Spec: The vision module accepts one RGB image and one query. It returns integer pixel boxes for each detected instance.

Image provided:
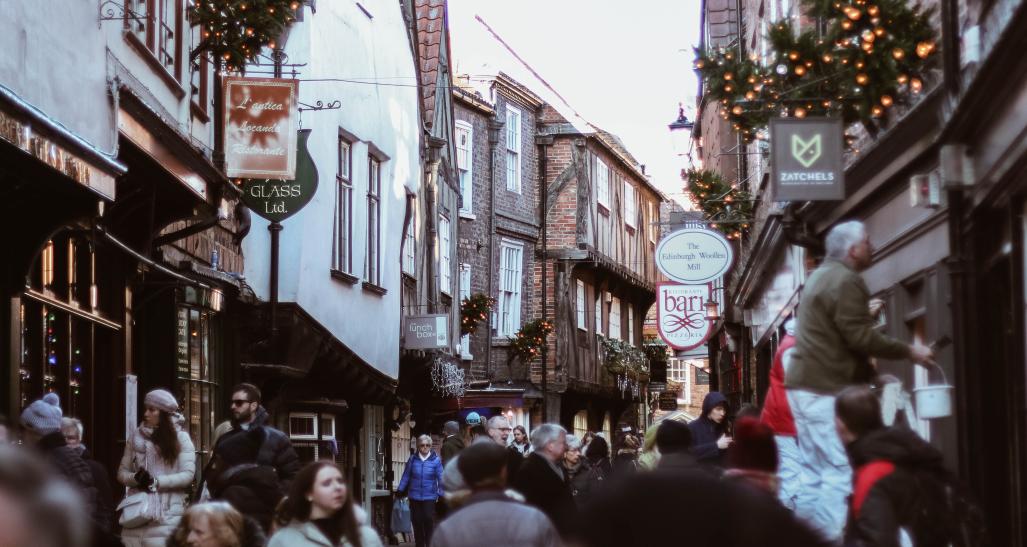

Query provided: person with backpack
[835,385,985,546]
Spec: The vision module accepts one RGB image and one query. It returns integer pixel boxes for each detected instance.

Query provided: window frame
[497,240,524,337]
[505,105,522,194]
[627,305,634,344]
[333,135,355,277]
[456,120,474,216]
[624,181,637,229]
[460,263,472,359]
[576,279,587,331]
[609,295,621,340]
[365,155,382,286]
[439,215,452,295]
[596,159,611,211]
[402,201,416,277]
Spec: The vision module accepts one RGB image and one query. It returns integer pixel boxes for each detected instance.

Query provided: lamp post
[668,103,695,166]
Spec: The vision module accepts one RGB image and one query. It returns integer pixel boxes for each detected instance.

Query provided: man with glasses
[206,384,300,496]
[485,415,524,483]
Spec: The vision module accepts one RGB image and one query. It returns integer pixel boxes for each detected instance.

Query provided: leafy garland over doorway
[190,0,306,69]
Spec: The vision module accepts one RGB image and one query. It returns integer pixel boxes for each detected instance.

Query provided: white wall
[0,1,116,154]
[243,0,420,380]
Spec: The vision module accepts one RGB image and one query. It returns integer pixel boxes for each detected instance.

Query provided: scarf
[129,414,185,522]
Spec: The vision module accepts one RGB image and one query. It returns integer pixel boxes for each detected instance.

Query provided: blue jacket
[689,392,729,465]
[398,451,444,501]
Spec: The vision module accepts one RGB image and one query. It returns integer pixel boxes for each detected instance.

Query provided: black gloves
[134,468,154,489]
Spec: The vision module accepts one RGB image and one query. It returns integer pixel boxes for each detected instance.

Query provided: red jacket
[760,334,796,436]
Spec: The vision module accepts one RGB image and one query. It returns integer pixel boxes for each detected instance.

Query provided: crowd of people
[0,220,984,546]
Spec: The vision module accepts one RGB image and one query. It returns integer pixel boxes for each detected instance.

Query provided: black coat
[565,459,606,508]
[37,433,102,530]
[213,463,284,532]
[79,447,117,539]
[689,392,729,466]
[511,453,578,539]
[844,428,953,547]
[213,406,301,490]
[577,468,827,547]
[441,435,465,465]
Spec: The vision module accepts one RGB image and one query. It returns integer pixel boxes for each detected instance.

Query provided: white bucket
[913,384,954,419]
[913,363,954,419]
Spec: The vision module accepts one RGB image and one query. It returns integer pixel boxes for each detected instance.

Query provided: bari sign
[657,283,712,351]
[655,228,733,284]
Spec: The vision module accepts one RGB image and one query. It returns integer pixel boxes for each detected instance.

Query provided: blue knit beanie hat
[20,393,63,435]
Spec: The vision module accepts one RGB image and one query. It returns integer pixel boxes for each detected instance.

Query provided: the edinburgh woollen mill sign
[657,283,713,351]
[770,117,845,201]
[224,77,299,179]
[655,228,734,284]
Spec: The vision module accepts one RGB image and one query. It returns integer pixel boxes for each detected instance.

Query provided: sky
[447,0,702,206]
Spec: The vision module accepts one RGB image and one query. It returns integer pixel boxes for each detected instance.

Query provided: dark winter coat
[565,458,605,508]
[398,451,444,501]
[577,467,828,547]
[761,334,797,436]
[212,463,284,532]
[79,446,118,540]
[441,435,465,465]
[37,432,104,534]
[511,452,577,539]
[213,406,301,491]
[689,392,730,466]
[505,446,524,484]
[612,450,639,475]
[844,427,954,547]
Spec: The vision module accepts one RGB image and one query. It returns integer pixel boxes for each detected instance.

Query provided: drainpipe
[486,117,503,380]
[537,134,554,421]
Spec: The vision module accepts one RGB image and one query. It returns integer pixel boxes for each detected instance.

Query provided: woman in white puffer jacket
[117,389,196,547]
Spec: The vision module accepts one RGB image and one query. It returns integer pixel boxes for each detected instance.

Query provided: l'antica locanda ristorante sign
[655,228,733,284]
[224,77,299,179]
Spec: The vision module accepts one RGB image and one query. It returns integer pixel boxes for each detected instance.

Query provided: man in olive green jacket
[784,220,934,542]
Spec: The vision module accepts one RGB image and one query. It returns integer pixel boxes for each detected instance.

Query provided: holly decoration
[189,0,306,70]
[600,336,649,378]
[685,168,754,239]
[695,0,937,141]
[511,319,554,365]
[460,293,495,336]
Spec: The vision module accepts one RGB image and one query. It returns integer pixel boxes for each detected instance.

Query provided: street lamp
[669,103,696,176]
[705,299,720,322]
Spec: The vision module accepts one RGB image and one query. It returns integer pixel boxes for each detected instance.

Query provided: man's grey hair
[825,220,867,260]
[486,415,509,429]
[443,421,460,436]
[565,434,582,451]
[60,417,83,439]
[417,434,433,446]
[530,423,567,450]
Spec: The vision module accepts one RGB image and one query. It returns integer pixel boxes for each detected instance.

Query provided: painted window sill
[330,269,359,285]
[362,281,387,296]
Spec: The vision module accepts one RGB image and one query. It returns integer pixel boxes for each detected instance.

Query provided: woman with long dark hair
[269,461,382,547]
[117,389,196,546]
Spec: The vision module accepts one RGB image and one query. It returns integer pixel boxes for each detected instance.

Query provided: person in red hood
[760,318,803,511]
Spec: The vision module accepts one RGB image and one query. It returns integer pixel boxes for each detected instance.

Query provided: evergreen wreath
[686,168,754,239]
[695,0,937,142]
[460,293,495,336]
[510,319,553,365]
[189,0,306,70]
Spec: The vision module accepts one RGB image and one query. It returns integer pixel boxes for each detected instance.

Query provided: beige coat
[117,424,196,547]
[268,520,383,547]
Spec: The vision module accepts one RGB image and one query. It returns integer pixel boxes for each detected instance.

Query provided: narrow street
[0,0,1022,545]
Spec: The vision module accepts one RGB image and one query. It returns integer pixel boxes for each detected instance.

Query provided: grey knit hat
[143,389,179,413]
[20,393,63,435]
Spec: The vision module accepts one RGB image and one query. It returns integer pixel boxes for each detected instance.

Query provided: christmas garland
[695,0,937,141]
[686,169,754,239]
[600,336,649,378]
[460,293,495,336]
[511,319,553,365]
[189,0,306,70]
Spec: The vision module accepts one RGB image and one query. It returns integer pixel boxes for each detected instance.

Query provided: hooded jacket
[689,392,730,465]
[398,450,444,501]
[844,427,952,547]
[761,332,797,436]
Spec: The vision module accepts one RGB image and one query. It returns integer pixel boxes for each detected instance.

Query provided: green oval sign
[241,129,318,222]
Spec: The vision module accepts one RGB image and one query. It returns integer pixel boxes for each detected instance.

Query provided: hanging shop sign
[655,228,733,284]
[770,117,845,201]
[658,391,679,411]
[224,77,299,179]
[241,129,318,222]
[657,282,712,351]
[403,314,450,349]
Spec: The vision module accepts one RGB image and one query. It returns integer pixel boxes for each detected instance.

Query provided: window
[130,0,181,78]
[627,305,634,344]
[609,296,621,340]
[402,205,416,276]
[576,280,587,330]
[595,292,604,336]
[439,216,452,294]
[188,24,209,114]
[498,241,524,336]
[573,411,589,438]
[334,138,354,275]
[460,264,472,359]
[649,201,658,243]
[596,159,610,210]
[456,121,473,215]
[288,412,337,463]
[365,157,381,285]
[505,105,522,193]
[624,181,637,228]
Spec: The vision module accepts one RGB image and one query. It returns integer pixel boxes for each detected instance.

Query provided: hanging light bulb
[867,4,879,15]
[841,19,853,30]
[871,106,883,117]
[861,42,874,53]
[874,27,885,37]
[694,60,705,69]
[794,65,806,76]
[910,78,923,93]
[724,84,734,92]
[897,74,909,84]
[916,41,935,58]
[880,95,893,107]
[855,73,869,85]
[794,107,808,118]
[732,105,744,115]
[745,90,756,100]
[788,50,800,61]
[892,48,905,60]
[861,29,875,42]
[724,72,734,81]
[823,53,834,63]
[776,64,788,75]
